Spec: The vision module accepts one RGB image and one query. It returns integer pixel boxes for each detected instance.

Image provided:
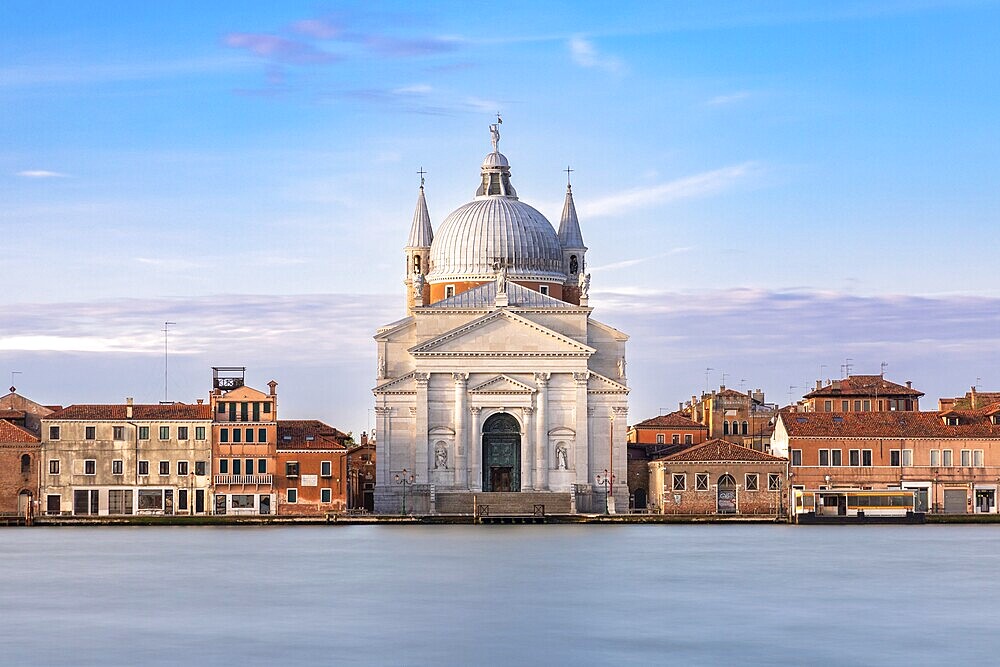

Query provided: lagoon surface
[2,524,998,666]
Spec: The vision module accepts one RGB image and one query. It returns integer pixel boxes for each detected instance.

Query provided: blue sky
[2,1,998,433]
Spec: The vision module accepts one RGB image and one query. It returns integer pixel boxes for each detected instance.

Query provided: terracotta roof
[0,409,25,420]
[277,420,350,450]
[46,403,212,421]
[805,375,923,399]
[0,420,39,443]
[714,388,749,399]
[655,438,787,463]
[632,411,707,430]
[779,410,1000,439]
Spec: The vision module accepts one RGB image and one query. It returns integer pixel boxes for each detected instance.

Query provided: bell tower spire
[558,168,587,305]
[405,169,433,314]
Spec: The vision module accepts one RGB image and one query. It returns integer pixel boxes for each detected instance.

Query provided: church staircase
[435,491,572,516]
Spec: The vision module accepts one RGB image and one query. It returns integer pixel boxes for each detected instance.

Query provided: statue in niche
[579,272,591,299]
[412,272,425,303]
[434,443,448,470]
[377,355,386,380]
[555,443,569,470]
[617,356,627,380]
[569,255,579,275]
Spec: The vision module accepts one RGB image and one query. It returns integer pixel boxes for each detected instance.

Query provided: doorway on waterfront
[717,474,737,514]
[482,412,521,492]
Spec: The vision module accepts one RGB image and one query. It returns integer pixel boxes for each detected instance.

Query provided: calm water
[1,524,998,666]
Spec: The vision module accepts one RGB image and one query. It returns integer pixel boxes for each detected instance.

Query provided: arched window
[21,454,31,474]
[414,255,421,273]
[569,255,578,274]
[723,421,729,435]
[718,474,737,490]
[732,420,739,435]
[742,421,749,435]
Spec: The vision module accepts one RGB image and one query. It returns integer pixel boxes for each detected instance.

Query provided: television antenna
[163,322,176,403]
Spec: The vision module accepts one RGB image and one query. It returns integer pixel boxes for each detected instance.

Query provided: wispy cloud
[223,33,339,64]
[568,36,625,74]
[392,83,433,95]
[589,248,693,272]
[706,91,753,106]
[581,163,758,217]
[358,35,459,58]
[290,18,342,40]
[16,170,68,178]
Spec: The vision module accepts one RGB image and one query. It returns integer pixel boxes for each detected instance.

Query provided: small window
[961,450,972,467]
[539,285,549,296]
[159,426,169,440]
[745,474,759,491]
[672,473,686,491]
[196,426,206,440]
[930,449,940,467]
[321,488,332,503]
[84,459,96,475]
[943,450,953,467]
[195,461,207,476]
[49,459,60,475]
[138,426,149,440]
[258,428,267,443]
[258,459,267,474]
[819,450,830,466]
[158,460,170,476]
[232,429,242,444]
[768,473,781,491]
[671,434,679,445]
[178,489,188,511]
[20,454,31,474]
[263,403,271,414]
[49,425,60,440]
[219,459,229,474]
[286,462,299,477]
[85,426,96,440]
[112,459,123,475]
[824,400,833,412]
[245,428,254,443]
[287,488,298,503]
[321,461,332,477]
[841,400,849,412]
[232,459,241,475]
[849,450,860,467]
[742,421,749,435]
[138,460,149,476]
[862,450,873,466]
[831,450,842,467]
[220,428,229,443]
[791,450,802,466]
[444,285,455,298]
[853,400,862,411]
[890,450,901,467]
[862,400,871,411]
[695,473,709,491]
[656,434,665,444]
[178,426,189,440]
[177,461,189,476]
[113,426,125,440]
[901,450,913,467]
[570,254,578,274]
[723,421,729,436]
[684,434,693,445]
[974,450,984,467]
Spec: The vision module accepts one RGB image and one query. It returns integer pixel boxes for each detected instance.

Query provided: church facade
[373,123,629,514]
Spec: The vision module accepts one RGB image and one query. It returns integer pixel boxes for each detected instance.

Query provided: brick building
[0,419,40,517]
[347,433,376,511]
[40,400,213,516]
[276,420,350,515]
[771,407,1000,513]
[682,386,777,448]
[802,375,923,413]
[649,439,788,516]
[626,411,708,510]
[0,388,58,436]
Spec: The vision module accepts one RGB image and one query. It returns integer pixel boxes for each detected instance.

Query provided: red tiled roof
[277,419,350,450]
[804,375,923,399]
[0,420,39,443]
[0,410,25,419]
[46,403,212,421]
[714,388,748,399]
[655,438,787,463]
[632,411,707,430]
[779,410,1000,439]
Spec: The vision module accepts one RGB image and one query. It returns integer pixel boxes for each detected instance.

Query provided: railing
[214,474,273,486]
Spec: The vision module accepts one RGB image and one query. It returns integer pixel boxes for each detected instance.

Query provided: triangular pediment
[588,371,629,394]
[373,371,416,394]
[470,375,536,395]
[221,386,270,400]
[410,310,595,358]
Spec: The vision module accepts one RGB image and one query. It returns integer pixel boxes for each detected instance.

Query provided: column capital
[470,406,483,415]
[523,406,535,415]
[612,406,629,417]
[573,371,590,384]
[452,372,469,384]
[414,372,430,386]
[374,406,392,416]
[409,406,418,416]
[534,372,551,385]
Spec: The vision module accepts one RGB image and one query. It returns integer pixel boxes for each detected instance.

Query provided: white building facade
[374,124,629,514]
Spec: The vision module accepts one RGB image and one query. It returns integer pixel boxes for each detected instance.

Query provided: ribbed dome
[427,197,566,283]
[482,151,509,168]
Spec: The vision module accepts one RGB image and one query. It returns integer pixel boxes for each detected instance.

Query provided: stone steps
[436,491,572,515]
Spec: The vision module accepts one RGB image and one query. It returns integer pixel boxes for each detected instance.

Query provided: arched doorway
[717,474,737,514]
[18,491,32,517]
[482,412,521,492]
[633,488,647,511]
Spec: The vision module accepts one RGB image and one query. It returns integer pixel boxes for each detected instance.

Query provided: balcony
[214,474,273,486]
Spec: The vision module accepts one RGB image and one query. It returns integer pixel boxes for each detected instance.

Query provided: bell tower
[557,168,587,305]
[405,169,433,314]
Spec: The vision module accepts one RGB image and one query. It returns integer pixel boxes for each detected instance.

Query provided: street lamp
[596,469,616,515]
[394,468,415,515]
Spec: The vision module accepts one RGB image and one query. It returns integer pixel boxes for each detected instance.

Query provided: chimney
[126,397,133,419]
[679,402,684,411]
[971,385,978,409]
[360,431,368,446]
[906,380,912,389]
[196,399,204,405]
[268,380,278,397]
[816,380,822,391]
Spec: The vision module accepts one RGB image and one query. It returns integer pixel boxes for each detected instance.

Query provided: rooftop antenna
[739,378,747,392]
[788,385,798,405]
[417,167,426,188]
[704,367,714,392]
[880,361,888,377]
[976,377,982,390]
[163,322,176,403]
[10,370,21,392]
[844,358,853,377]
[564,165,574,187]
[820,364,828,382]
[721,371,729,387]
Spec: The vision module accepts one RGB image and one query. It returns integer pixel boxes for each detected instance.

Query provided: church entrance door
[482,412,521,492]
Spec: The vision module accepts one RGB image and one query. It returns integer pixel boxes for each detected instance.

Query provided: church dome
[427,196,565,283]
